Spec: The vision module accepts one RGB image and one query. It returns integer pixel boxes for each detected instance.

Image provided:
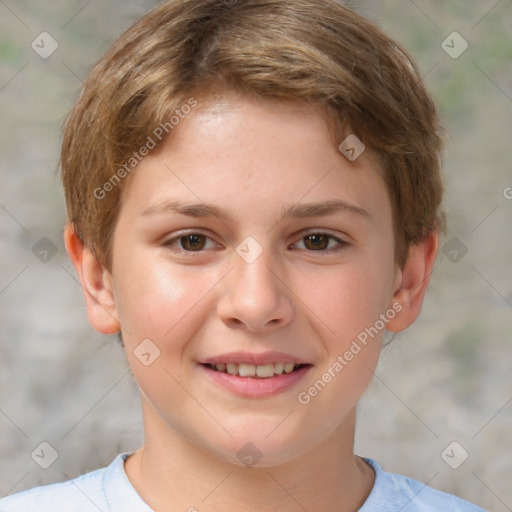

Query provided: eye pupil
[304,234,329,250]
[181,234,205,251]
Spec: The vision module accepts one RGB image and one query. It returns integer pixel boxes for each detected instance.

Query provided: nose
[217,247,294,333]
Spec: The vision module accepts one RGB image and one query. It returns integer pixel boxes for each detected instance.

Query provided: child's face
[105,94,402,465]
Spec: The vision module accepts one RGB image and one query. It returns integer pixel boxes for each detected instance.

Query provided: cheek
[113,248,227,357]
[296,259,394,344]
[296,263,389,415]
[114,253,206,405]
[113,250,193,340]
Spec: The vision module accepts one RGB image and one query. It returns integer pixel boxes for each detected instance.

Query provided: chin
[204,427,311,469]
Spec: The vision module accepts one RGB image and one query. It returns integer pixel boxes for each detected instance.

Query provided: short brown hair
[60,0,445,270]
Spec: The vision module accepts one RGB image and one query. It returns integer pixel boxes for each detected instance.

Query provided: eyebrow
[140,199,370,221]
[280,199,370,220]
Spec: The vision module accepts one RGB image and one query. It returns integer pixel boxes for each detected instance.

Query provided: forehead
[170,93,336,165]
[120,93,390,224]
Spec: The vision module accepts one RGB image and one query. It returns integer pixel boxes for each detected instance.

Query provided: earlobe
[386,231,439,333]
[64,223,121,334]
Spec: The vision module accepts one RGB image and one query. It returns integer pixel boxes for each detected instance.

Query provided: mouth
[198,360,313,398]
[201,362,311,379]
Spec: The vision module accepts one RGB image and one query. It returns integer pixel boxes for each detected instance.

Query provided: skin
[65,92,438,512]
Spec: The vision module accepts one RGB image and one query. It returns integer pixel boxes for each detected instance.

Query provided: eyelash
[161,231,349,256]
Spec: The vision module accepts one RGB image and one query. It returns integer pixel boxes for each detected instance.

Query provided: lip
[198,363,313,398]
[201,351,311,366]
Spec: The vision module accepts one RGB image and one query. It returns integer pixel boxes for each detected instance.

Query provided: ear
[386,231,439,333]
[64,223,121,334]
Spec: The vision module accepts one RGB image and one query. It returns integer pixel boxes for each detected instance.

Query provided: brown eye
[162,232,219,255]
[303,234,330,250]
[180,234,206,251]
[293,233,348,252]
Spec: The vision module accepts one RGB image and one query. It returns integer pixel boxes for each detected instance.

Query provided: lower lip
[198,364,312,398]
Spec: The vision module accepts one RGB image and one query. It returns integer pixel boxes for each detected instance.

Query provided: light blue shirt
[0,452,486,511]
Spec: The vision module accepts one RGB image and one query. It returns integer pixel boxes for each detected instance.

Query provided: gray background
[1,1,511,510]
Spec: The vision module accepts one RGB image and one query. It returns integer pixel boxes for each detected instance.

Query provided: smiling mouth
[201,362,311,378]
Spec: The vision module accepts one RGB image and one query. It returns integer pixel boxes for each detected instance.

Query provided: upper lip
[201,351,312,366]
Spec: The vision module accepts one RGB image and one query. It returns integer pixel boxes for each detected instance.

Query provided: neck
[124,398,374,512]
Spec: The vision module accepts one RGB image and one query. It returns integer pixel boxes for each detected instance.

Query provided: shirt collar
[102,452,384,511]
[102,452,154,512]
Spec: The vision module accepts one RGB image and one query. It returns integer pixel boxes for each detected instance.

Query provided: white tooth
[283,363,295,373]
[273,362,285,375]
[238,363,256,377]
[215,363,226,372]
[256,364,275,378]
[226,363,238,375]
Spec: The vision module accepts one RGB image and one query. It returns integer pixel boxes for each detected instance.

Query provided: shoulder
[0,466,108,512]
[360,458,487,512]
[0,452,151,512]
